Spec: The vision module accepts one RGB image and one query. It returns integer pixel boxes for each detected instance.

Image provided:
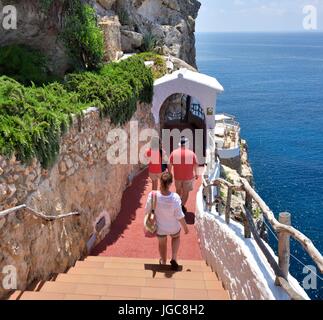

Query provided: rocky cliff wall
[0,102,155,299]
[111,0,201,67]
[0,0,69,75]
[0,0,201,75]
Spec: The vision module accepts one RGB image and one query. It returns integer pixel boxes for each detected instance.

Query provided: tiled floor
[91,169,203,260]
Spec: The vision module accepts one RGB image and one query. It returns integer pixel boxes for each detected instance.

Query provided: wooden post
[207,185,212,211]
[242,212,251,239]
[225,186,232,224]
[243,192,252,238]
[214,185,220,215]
[276,212,291,285]
[245,192,252,212]
[240,177,323,273]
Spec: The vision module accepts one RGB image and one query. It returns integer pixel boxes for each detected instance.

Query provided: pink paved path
[91,169,203,261]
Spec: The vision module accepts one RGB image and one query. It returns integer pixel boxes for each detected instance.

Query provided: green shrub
[0,45,53,86]
[0,56,153,167]
[65,56,154,125]
[137,52,167,79]
[0,76,88,168]
[61,0,104,71]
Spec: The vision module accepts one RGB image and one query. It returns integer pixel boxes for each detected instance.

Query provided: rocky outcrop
[97,0,116,10]
[0,0,69,75]
[96,0,201,66]
[99,15,123,61]
[0,102,155,299]
[0,0,201,75]
[121,29,144,53]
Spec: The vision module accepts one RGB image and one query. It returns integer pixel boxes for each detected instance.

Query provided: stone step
[86,256,208,266]
[9,256,230,300]
[8,291,23,300]
[17,291,136,300]
[18,291,66,300]
[71,263,215,281]
[37,281,229,300]
[76,260,211,273]
[56,273,224,290]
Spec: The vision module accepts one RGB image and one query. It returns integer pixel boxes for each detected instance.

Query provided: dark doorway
[160,95,207,164]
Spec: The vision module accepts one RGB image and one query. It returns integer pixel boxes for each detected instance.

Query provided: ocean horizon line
[196,30,323,34]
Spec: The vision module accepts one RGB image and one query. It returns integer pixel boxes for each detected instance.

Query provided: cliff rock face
[113,0,201,67]
[0,0,200,73]
[0,0,69,75]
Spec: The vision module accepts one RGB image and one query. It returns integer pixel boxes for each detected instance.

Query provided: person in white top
[145,172,189,270]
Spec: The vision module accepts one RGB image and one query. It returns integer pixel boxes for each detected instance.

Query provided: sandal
[170,259,179,271]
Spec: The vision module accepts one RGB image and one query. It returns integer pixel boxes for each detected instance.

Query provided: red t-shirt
[169,148,198,181]
[145,148,162,174]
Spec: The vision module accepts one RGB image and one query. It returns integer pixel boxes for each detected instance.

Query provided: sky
[196,0,323,32]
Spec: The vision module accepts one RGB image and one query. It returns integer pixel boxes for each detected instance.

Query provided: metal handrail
[0,204,79,221]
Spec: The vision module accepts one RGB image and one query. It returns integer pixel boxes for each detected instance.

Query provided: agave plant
[143,32,157,52]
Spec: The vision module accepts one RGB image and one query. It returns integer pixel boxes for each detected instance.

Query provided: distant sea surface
[196,32,323,300]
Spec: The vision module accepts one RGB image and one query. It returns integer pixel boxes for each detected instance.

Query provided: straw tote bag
[144,192,157,237]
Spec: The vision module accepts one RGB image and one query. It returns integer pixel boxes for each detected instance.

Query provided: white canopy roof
[152,68,224,129]
[154,68,224,93]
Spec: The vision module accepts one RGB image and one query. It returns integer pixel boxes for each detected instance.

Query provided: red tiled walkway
[91,169,202,260]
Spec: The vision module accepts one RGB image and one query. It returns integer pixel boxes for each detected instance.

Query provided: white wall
[194,188,309,300]
[218,146,240,159]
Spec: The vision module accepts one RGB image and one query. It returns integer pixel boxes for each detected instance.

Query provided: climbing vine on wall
[65,56,154,125]
[0,56,154,168]
[0,76,88,168]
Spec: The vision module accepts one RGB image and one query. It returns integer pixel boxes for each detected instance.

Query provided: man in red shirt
[168,137,199,213]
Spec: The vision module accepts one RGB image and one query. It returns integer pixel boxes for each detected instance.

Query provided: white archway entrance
[152,68,224,130]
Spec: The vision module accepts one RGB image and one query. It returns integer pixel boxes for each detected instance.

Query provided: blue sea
[196,32,323,300]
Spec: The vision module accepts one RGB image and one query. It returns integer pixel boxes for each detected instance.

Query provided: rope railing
[0,204,80,222]
[202,177,323,300]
